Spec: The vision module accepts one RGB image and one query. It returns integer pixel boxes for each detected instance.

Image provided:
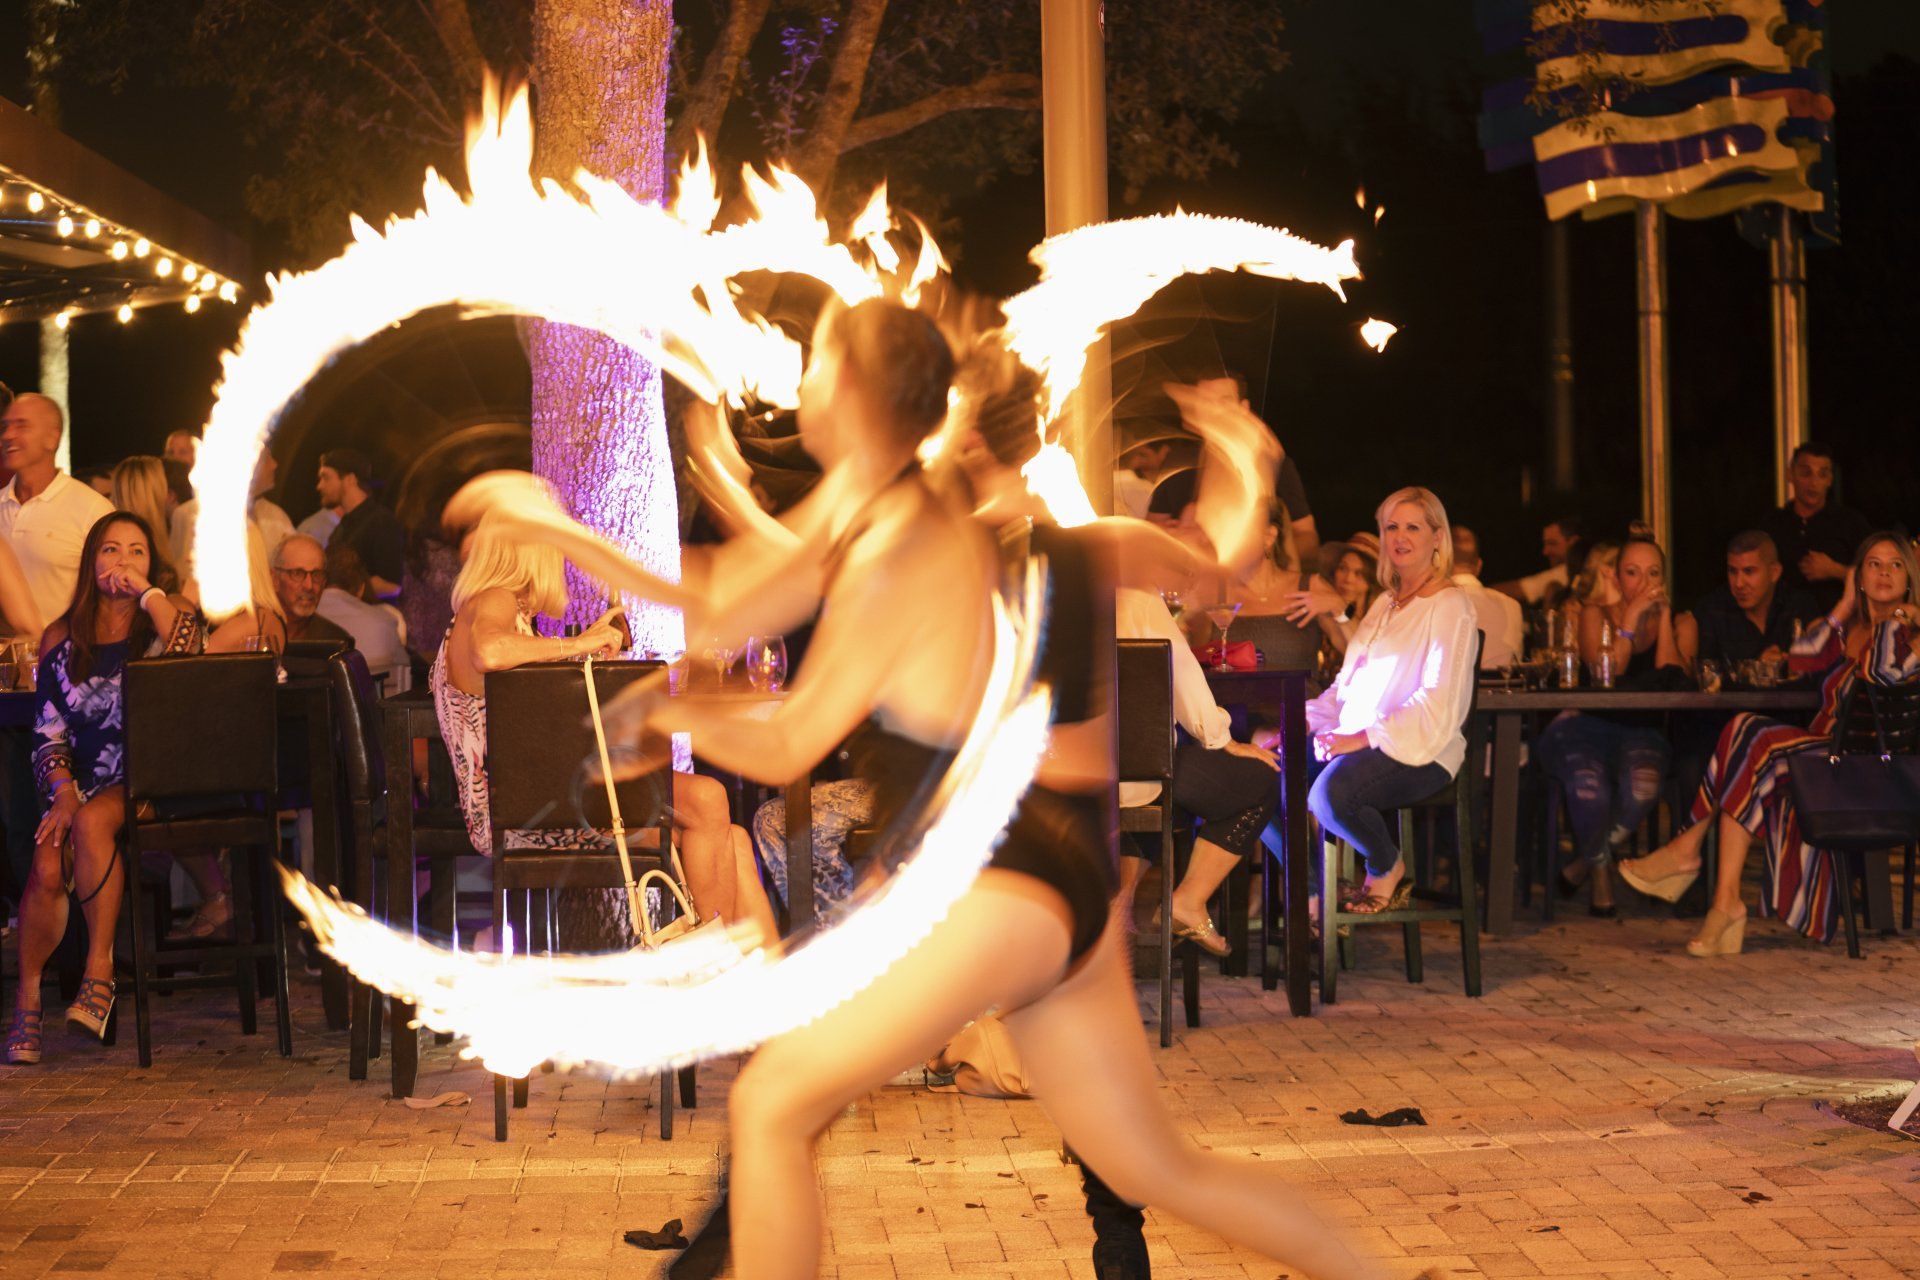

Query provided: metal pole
[1768,203,1809,504]
[1545,219,1576,494]
[1634,201,1672,553]
[1041,0,1112,515]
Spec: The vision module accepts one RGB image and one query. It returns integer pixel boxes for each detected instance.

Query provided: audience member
[172,450,294,580]
[205,522,289,654]
[1621,534,1920,954]
[1307,487,1479,918]
[1758,442,1872,613]
[1493,514,1580,605]
[1284,538,1378,678]
[1112,436,1172,520]
[270,535,351,646]
[5,511,196,1064]
[0,395,114,628]
[162,429,198,467]
[1214,498,1317,670]
[296,499,342,546]
[432,512,776,939]
[1450,524,1524,669]
[109,457,187,593]
[1533,536,1684,916]
[749,780,877,926]
[76,469,113,498]
[1676,530,1820,669]
[1148,372,1318,564]
[399,481,462,667]
[317,543,410,691]
[317,449,406,599]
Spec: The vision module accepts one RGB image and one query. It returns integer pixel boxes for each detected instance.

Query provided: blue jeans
[1535,714,1671,868]
[1308,747,1452,878]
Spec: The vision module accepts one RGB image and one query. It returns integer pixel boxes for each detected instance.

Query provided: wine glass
[1203,600,1243,671]
[702,636,738,685]
[1159,587,1186,623]
[745,636,789,693]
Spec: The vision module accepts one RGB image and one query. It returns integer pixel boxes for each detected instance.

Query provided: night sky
[3,2,1917,598]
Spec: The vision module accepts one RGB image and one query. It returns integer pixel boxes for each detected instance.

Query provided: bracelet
[138,586,163,610]
[1616,627,1637,642]
[1826,613,1845,632]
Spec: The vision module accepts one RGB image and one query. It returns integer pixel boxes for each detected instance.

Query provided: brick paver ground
[4,906,1918,1280]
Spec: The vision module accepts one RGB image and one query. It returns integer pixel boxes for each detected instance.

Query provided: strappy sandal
[66,977,115,1041]
[179,892,233,940]
[5,1008,42,1064]
[1345,880,1415,916]
[1148,911,1232,958]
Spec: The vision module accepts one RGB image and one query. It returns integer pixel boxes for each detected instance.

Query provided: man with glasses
[271,535,351,644]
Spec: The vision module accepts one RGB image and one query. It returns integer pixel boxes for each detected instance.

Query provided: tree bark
[529,0,679,949]
[668,0,774,163]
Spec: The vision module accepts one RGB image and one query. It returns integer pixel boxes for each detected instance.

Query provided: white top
[1116,587,1230,807]
[297,507,342,545]
[1112,470,1156,521]
[1307,586,1479,777]
[1454,573,1523,669]
[1515,561,1569,604]
[0,471,114,630]
[317,588,411,693]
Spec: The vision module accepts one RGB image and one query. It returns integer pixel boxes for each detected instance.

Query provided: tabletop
[1476,686,1821,713]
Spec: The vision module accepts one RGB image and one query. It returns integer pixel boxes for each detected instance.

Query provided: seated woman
[6,512,197,1064]
[432,513,776,942]
[750,779,876,928]
[110,456,189,595]
[1305,487,1479,915]
[1620,534,1920,954]
[1116,586,1280,957]
[1286,539,1379,682]
[1534,536,1683,916]
[1216,499,1318,672]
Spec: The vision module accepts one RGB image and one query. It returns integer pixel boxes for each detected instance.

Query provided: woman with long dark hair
[5,512,198,1064]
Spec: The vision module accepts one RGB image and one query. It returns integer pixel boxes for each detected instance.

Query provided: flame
[285,577,1049,1078]
[997,213,1361,424]
[1354,185,1367,209]
[1360,318,1398,352]
[1373,205,1385,226]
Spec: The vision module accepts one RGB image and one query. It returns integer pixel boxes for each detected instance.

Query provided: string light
[110,240,129,260]
[182,263,198,282]
[156,257,174,278]
[56,214,73,237]
[185,295,202,313]
[116,303,134,323]
[26,191,44,213]
[217,281,238,302]
[133,238,152,258]
[53,312,71,330]
[197,274,218,293]
[83,218,101,238]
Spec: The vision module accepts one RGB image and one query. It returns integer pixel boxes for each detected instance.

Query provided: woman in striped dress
[1619,533,1920,953]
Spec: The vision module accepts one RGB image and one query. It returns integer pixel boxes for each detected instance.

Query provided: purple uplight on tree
[528,0,682,658]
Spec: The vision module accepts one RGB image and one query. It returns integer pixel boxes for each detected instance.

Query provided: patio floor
[3,905,1918,1280]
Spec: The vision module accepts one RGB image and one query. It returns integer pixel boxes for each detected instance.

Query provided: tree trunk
[529,0,679,949]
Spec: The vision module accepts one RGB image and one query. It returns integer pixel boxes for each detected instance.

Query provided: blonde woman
[203,522,287,654]
[1305,487,1479,914]
[432,513,775,939]
[109,457,185,594]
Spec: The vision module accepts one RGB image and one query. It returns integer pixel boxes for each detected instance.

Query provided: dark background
[3,2,1917,599]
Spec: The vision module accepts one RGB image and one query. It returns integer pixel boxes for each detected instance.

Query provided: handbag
[581,657,727,950]
[1786,682,1920,849]
[1191,639,1258,671]
[926,1015,1030,1099]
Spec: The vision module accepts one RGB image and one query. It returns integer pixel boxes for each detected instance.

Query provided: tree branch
[791,0,891,188]
[426,0,488,93]
[668,0,773,162]
[839,70,1041,154]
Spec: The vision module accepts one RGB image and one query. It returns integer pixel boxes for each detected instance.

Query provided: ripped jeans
[1535,714,1672,868]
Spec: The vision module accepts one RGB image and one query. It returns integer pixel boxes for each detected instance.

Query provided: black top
[1758,500,1872,613]
[334,499,408,586]
[1687,583,1821,664]
[1017,520,1111,727]
[1148,455,1311,524]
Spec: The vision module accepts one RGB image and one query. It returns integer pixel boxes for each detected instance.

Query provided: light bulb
[133,238,152,258]
[56,215,74,237]
[116,303,134,323]
[185,295,202,314]
[53,312,71,331]
[84,218,101,238]
[197,274,217,292]
[181,263,198,283]
[156,257,174,278]
[217,281,238,302]
[110,241,129,260]
[26,191,44,213]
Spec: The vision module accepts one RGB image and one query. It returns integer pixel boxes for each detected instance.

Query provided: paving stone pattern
[3,911,1918,1280]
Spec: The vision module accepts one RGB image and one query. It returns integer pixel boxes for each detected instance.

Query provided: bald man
[0,393,113,627]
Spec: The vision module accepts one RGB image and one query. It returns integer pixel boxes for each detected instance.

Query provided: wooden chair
[1790,680,1920,958]
[1116,639,1199,1046]
[484,660,693,1141]
[121,653,292,1066]
[324,649,388,1080]
[1318,637,1485,1005]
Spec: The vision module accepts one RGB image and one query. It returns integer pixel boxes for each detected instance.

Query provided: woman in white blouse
[1306,487,1480,914]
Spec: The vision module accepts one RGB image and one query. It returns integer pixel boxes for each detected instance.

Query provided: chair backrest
[283,635,353,681]
[1115,639,1174,784]
[126,653,280,799]
[1830,680,1920,760]
[326,648,386,805]
[483,660,671,838]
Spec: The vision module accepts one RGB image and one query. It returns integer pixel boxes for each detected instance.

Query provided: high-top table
[1476,686,1821,934]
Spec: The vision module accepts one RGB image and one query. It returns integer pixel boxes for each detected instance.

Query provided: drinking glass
[1159,588,1186,624]
[702,637,738,685]
[661,651,689,695]
[242,634,271,653]
[1696,658,1724,694]
[1556,647,1580,689]
[745,636,789,693]
[1203,600,1243,671]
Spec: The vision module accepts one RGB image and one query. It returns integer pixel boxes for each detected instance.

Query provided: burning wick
[1360,318,1398,353]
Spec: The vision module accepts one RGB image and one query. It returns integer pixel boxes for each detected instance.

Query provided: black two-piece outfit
[839,482,1116,965]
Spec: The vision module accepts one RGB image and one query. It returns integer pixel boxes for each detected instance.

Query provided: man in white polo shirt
[0,394,112,630]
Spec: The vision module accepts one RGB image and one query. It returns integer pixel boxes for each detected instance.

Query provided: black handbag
[1787,682,1920,849]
